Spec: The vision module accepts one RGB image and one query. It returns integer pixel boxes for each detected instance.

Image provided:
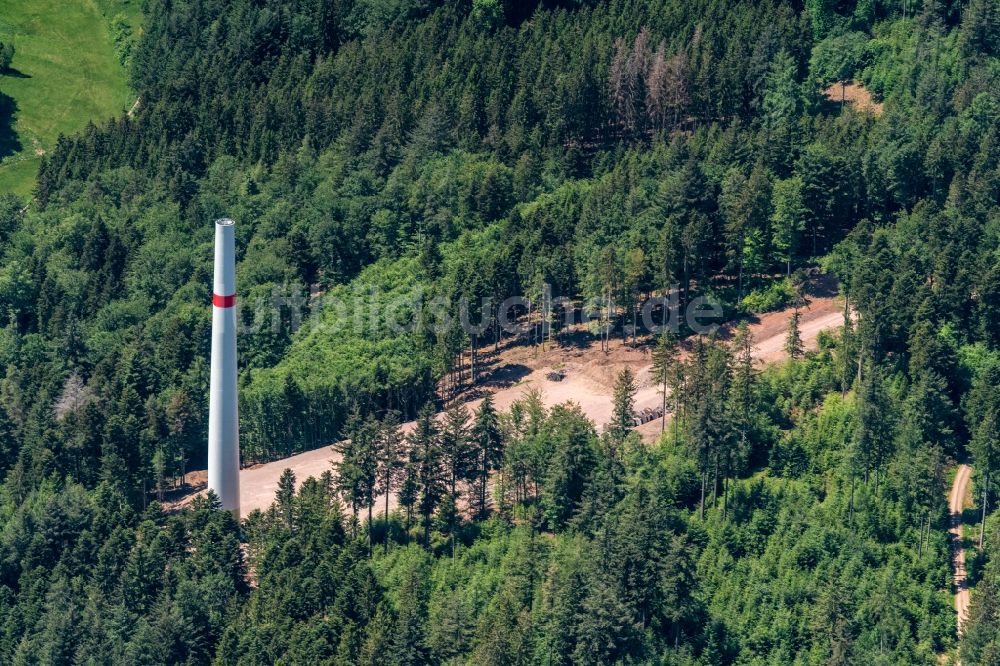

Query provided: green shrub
[109,14,132,66]
[741,279,796,313]
[0,42,14,71]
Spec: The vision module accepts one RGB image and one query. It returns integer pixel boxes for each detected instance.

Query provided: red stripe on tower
[213,293,236,308]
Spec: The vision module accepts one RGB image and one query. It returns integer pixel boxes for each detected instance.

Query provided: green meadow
[0,0,133,197]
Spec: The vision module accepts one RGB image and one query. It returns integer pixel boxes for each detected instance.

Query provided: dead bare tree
[53,373,92,421]
[646,42,669,130]
[609,37,631,131]
[665,49,690,129]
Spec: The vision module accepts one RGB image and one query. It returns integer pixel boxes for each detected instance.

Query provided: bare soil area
[823,81,884,116]
[168,286,844,517]
[951,464,972,635]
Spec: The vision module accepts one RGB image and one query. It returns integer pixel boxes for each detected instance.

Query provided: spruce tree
[970,409,1000,548]
[855,366,895,493]
[961,548,1000,664]
[377,411,405,552]
[785,310,804,360]
[683,338,732,518]
[441,403,474,503]
[333,410,373,535]
[275,468,296,529]
[728,323,756,517]
[471,394,503,519]
[392,565,431,666]
[651,330,679,434]
[398,447,419,535]
[542,404,598,530]
[440,403,473,553]
[408,404,444,547]
[358,415,382,554]
[608,367,637,446]
[771,177,807,275]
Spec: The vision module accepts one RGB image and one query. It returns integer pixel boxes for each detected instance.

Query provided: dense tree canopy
[0,0,999,662]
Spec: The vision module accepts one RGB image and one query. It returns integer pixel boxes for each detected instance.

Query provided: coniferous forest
[2,0,1000,663]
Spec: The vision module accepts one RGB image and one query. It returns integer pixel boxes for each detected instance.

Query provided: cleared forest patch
[824,80,884,116]
[167,288,844,516]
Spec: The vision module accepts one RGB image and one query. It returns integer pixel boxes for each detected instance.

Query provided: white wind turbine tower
[207,218,241,518]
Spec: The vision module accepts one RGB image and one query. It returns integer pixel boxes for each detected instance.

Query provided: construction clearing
[169,287,845,518]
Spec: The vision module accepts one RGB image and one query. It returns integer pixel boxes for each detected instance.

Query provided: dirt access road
[480,295,844,443]
[951,464,972,635]
[169,291,845,518]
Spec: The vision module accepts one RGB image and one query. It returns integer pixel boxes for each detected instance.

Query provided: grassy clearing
[95,0,143,29]
[0,0,133,197]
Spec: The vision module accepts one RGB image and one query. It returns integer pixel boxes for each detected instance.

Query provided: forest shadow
[962,506,979,526]
[710,309,761,344]
[967,547,988,587]
[805,271,840,298]
[454,362,532,402]
[555,326,598,351]
[816,92,848,117]
[0,92,22,160]
[481,362,532,389]
[2,67,30,79]
[161,481,204,505]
